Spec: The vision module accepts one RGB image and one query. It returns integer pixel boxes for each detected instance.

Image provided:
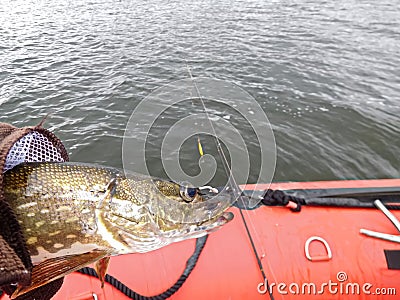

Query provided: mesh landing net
[0,124,69,300]
[4,131,65,171]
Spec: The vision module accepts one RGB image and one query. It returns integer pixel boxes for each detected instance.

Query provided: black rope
[77,235,208,300]
[261,189,400,211]
[383,204,400,210]
[262,189,305,212]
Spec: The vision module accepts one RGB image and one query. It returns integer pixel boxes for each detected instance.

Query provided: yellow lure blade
[197,137,204,156]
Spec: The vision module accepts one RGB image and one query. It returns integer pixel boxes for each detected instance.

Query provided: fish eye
[179,185,198,202]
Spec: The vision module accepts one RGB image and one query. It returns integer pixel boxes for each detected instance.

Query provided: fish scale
[4,163,117,262]
[2,162,234,298]
[4,163,231,264]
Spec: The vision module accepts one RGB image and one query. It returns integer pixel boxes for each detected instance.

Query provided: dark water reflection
[1,0,399,185]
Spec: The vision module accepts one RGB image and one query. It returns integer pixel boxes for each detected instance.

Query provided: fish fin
[11,249,110,299]
[94,256,111,288]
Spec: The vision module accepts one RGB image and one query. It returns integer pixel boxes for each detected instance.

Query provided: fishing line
[185,63,274,300]
[185,64,240,197]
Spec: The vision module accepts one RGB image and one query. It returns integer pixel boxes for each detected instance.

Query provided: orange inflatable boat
[2,179,400,300]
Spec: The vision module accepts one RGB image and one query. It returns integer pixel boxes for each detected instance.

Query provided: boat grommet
[305,236,332,262]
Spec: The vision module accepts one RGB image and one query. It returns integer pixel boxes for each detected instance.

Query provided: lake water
[1,0,399,186]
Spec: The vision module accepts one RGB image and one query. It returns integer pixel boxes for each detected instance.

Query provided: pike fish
[3,162,234,298]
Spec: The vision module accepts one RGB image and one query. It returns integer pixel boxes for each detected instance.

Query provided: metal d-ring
[305,236,332,262]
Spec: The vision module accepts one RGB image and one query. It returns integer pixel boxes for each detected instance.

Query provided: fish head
[151,179,235,229]
[102,175,236,253]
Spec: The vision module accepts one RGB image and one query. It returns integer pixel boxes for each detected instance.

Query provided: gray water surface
[1,0,399,185]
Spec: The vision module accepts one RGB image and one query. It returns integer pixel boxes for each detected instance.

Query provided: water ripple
[1,0,399,182]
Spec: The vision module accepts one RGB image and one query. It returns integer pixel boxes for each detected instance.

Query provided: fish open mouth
[202,211,234,226]
[201,211,234,233]
[218,211,234,222]
[113,209,234,254]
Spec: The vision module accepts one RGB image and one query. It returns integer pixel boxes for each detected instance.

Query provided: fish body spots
[16,202,38,210]
[27,237,38,245]
[35,221,45,228]
[32,242,105,265]
[48,230,61,237]
[65,216,79,223]
[56,205,71,212]
[81,208,91,214]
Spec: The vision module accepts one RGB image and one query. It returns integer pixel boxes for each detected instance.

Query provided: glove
[0,121,69,300]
